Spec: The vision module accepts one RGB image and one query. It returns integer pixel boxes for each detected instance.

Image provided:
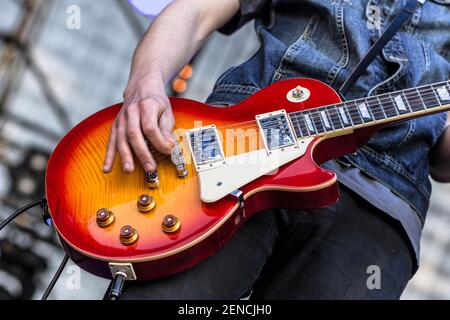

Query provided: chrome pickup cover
[256,110,297,153]
[186,125,226,172]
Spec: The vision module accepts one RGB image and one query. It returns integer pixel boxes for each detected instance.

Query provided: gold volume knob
[120,225,139,245]
[162,215,181,234]
[137,194,156,212]
[146,172,160,189]
[176,163,188,178]
[96,208,115,228]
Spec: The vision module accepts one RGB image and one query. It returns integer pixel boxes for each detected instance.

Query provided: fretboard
[288,80,450,138]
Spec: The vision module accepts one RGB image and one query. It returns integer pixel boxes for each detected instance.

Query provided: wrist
[125,74,166,99]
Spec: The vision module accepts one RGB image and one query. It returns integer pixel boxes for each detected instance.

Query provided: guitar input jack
[108,272,127,300]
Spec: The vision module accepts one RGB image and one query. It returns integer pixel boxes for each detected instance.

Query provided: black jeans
[117,185,414,300]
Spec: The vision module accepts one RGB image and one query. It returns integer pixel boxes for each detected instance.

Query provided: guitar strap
[339,0,427,97]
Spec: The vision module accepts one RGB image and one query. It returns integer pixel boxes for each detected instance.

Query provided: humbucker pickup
[256,110,297,152]
[186,125,226,172]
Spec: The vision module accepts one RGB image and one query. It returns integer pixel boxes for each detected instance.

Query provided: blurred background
[0,0,449,300]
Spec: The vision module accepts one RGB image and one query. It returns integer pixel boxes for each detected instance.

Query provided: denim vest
[206,0,450,223]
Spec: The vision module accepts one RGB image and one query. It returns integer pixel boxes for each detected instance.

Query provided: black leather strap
[339,0,426,97]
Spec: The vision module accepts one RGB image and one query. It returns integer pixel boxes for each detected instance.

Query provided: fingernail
[144,162,153,172]
[103,165,109,172]
[123,162,132,172]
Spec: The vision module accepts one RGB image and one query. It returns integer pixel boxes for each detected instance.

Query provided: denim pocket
[368,59,406,96]
[215,66,237,85]
[271,5,350,87]
[271,14,321,83]
[366,120,416,154]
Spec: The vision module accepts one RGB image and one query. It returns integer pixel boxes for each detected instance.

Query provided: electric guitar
[45,78,450,281]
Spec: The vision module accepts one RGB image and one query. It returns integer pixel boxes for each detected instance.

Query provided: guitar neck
[288,80,450,138]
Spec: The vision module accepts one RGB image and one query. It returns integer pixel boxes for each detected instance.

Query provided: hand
[103,78,176,174]
[430,122,450,182]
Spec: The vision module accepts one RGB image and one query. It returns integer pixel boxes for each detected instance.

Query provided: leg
[250,185,415,300]
[116,210,281,300]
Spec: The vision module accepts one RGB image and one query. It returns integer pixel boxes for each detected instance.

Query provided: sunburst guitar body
[47,77,445,280]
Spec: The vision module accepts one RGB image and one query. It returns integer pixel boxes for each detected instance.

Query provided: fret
[366,97,386,121]
[299,115,311,136]
[303,113,317,135]
[338,104,353,126]
[319,110,332,131]
[296,113,309,137]
[432,83,450,107]
[418,85,440,109]
[402,88,425,112]
[378,93,398,118]
[309,110,325,134]
[416,88,427,110]
[346,101,364,125]
[356,100,374,123]
[428,85,443,107]
[327,105,344,129]
[290,116,303,138]
[378,97,388,119]
[391,93,410,114]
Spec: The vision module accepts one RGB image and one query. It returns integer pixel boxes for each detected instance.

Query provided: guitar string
[180,89,447,142]
[289,84,449,124]
[143,83,450,164]
[301,89,448,120]
[227,84,450,134]
[209,81,450,130]
[159,82,448,134]
[203,83,450,133]
[156,85,449,151]
[289,80,450,119]
[147,86,450,165]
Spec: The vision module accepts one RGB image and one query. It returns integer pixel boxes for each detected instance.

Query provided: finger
[159,109,176,143]
[125,107,157,173]
[116,114,135,173]
[103,122,118,173]
[140,101,174,155]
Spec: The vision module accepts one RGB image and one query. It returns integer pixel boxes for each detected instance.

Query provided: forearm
[126,0,239,94]
[105,0,240,173]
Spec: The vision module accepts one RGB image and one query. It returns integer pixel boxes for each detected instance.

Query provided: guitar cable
[0,199,46,231]
[0,198,71,300]
[41,253,69,300]
[108,272,127,300]
[1,199,127,300]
